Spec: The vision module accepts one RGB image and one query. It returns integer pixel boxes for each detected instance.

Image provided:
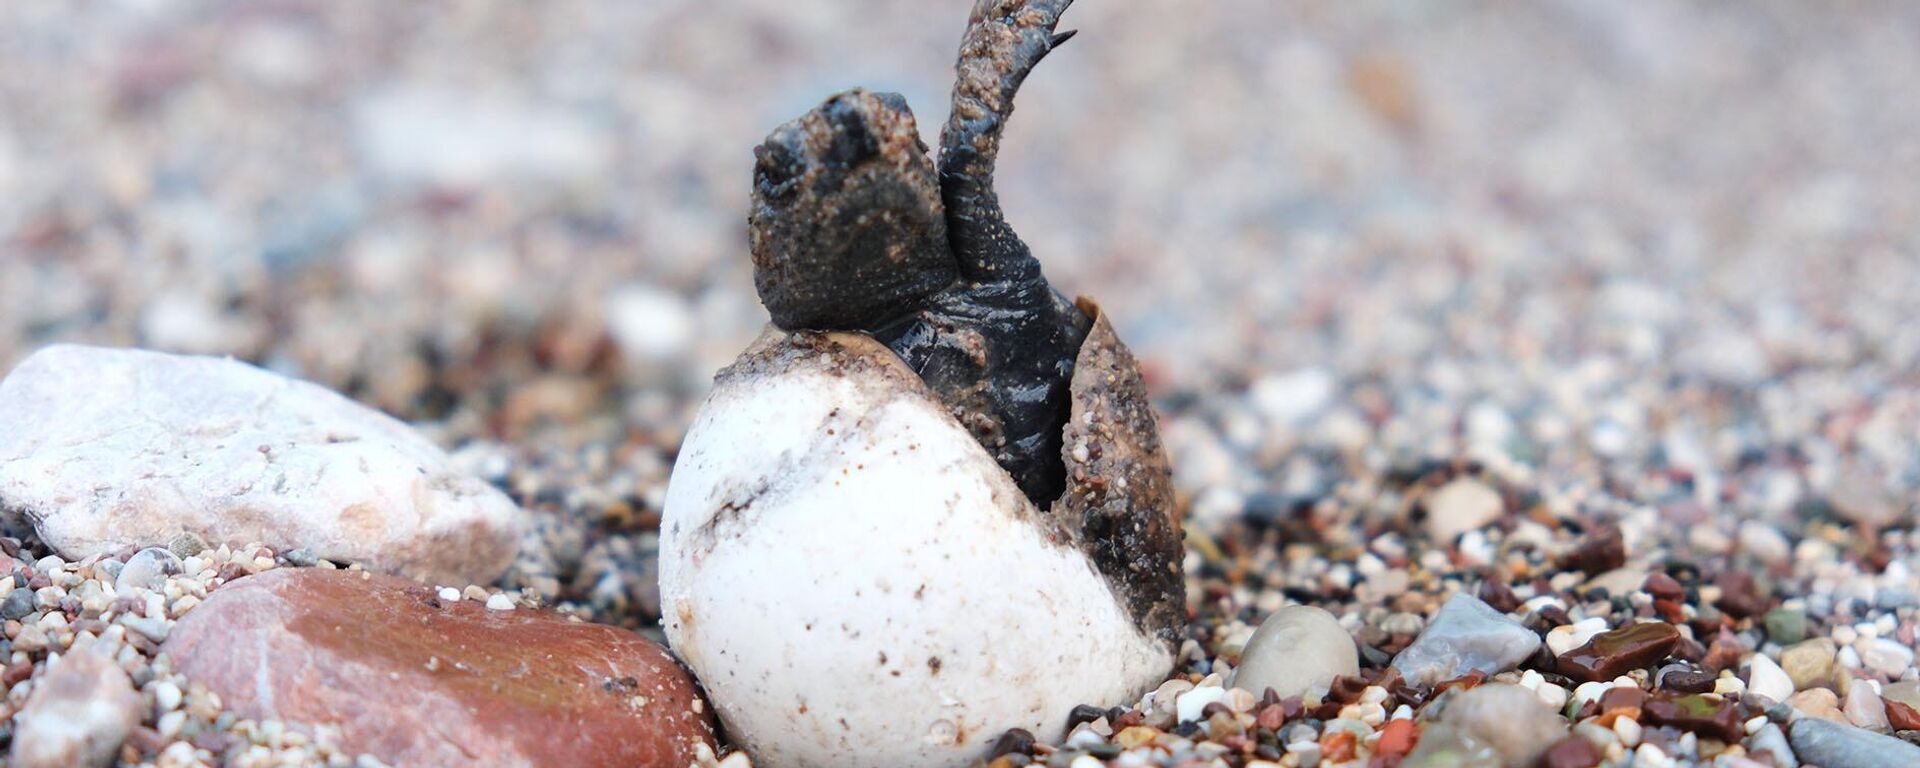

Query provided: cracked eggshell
[661,310,1176,768]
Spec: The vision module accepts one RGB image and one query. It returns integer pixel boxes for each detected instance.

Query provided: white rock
[1433,683,1568,766]
[661,331,1172,768]
[115,547,183,594]
[1391,593,1540,687]
[1861,638,1915,678]
[1249,368,1335,426]
[605,283,696,365]
[0,345,524,584]
[1176,685,1229,723]
[1747,653,1794,704]
[1738,521,1792,567]
[1424,478,1504,542]
[9,644,141,768]
[1845,683,1891,732]
[1233,605,1358,700]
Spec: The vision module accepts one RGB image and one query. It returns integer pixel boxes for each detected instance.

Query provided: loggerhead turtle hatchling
[661,2,1186,765]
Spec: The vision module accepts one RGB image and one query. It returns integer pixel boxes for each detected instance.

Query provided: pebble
[1641,693,1743,741]
[1829,464,1901,529]
[160,568,715,766]
[1541,735,1604,768]
[1750,723,1798,767]
[1766,608,1809,644]
[0,587,34,619]
[1844,683,1890,732]
[116,547,184,593]
[1736,521,1792,567]
[1860,638,1915,678]
[1433,683,1568,766]
[605,283,696,367]
[1175,685,1228,724]
[1555,621,1679,682]
[1788,717,1920,767]
[1424,478,1504,542]
[1780,638,1837,691]
[1231,605,1358,700]
[1746,652,1795,704]
[0,345,527,584]
[9,643,143,768]
[1788,688,1850,724]
[1390,593,1540,686]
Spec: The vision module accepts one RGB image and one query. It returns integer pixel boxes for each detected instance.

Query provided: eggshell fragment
[661,324,1175,768]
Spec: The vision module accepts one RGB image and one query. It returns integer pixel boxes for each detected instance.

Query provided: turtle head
[749,89,957,332]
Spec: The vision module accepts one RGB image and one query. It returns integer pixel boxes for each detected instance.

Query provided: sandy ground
[3,1,1920,766]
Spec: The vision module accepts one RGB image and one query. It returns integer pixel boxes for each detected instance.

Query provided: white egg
[662,325,1177,768]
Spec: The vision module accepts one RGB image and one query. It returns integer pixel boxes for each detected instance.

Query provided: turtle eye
[753,140,804,200]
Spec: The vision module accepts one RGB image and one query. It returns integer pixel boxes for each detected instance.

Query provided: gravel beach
[3,2,1919,766]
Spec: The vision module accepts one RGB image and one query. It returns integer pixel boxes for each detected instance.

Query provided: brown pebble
[1,659,32,686]
[1329,675,1368,704]
[1599,686,1647,717]
[1477,578,1520,614]
[1541,734,1604,768]
[1642,693,1744,741]
[988,728,1035,758]
[1714,571,1764,618]
[1557,622,1682,682]
[1888,699,1920,731]
[1703,629,1747,672]
[1670,635,1708,664]
[1660,668,1717,694]
[1561,525,1626,574]
[1643,573,1685,602]
[1256,704,1285,731]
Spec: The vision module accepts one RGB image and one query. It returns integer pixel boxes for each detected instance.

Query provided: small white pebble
[485,594,514,611]
[1633,742,1673,768]
[1614,716,1642,747]
[1176,685,1228,723]
[437,587,460,602]
[1746,653,1793,703]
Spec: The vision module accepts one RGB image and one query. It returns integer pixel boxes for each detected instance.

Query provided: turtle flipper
[939,0,1076,282]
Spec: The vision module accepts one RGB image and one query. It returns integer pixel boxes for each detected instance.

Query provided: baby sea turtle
[748,0,1092,506]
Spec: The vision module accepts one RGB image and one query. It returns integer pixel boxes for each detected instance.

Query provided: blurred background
[3,1,1917,620]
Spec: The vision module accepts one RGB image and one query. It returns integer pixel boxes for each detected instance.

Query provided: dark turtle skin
[749,0,1089,506]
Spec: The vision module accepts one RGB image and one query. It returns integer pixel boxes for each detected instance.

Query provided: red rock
[1540,735,1603,768]
[1887,699,1920,731]
[1375,718,1418,757]
[161,568,714,767]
